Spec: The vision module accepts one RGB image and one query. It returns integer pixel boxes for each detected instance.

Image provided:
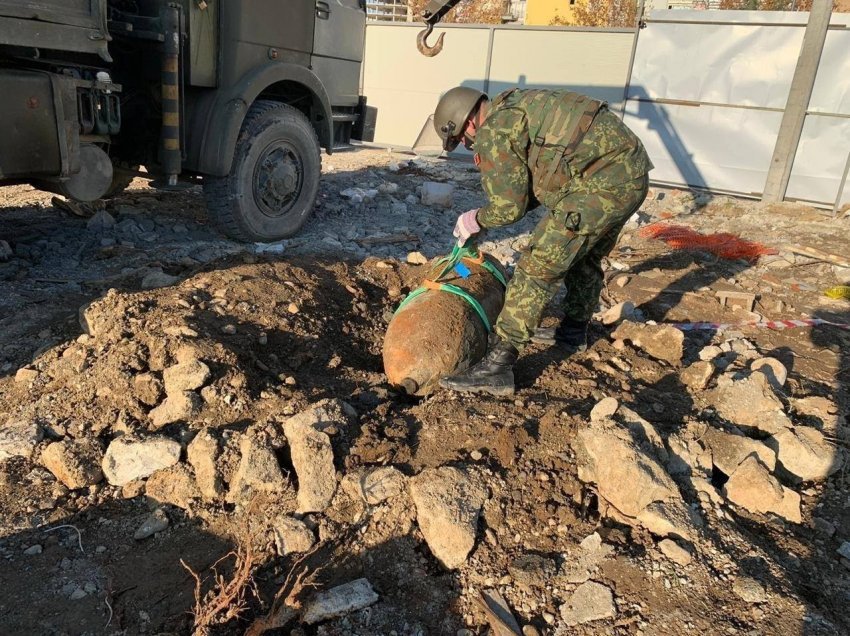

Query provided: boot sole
[439,381,515,397]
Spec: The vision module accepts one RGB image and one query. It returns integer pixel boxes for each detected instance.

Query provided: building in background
[525,0,578,24]
[365,0,528,22]
[366,0,411,21]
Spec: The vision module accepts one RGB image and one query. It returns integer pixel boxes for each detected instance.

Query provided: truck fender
[194,63,334,177]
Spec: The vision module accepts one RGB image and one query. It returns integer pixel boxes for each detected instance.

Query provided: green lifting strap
[393,243,507,332]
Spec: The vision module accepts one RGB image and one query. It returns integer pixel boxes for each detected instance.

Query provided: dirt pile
[0,156,849,633]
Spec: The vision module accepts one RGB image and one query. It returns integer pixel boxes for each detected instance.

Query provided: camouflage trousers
[495,172,649,350]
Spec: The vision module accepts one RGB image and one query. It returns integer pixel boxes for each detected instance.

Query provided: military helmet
[433,86,486,151]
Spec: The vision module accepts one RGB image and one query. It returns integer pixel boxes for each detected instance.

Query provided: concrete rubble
[722,455,801,523]
[0,418,43,460]
[610,320,684,364]
[349,466,407,505]
[40,439,103,490]
[186,427,224,500]
[301,578,379,624]
[701,427,777,476]
[0,151,848,633]
[162,359,211,394]
[658,538,692,566]
[410,466,487,569]
[732,576,768,604]
[134,507,169,540]
[559,581,616,626]
[145,464,200,509]
[149,391,202,429]
[707,371,792,435]
[766,426,844,483]
[226,430,286,504]
[101,436,182,486]
[559,532,614,583]
[419,181,454,208]
[272,515,315,556]
[575,401,697,540]
[283,401,350,512]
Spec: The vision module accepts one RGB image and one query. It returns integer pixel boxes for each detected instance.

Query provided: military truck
[0,1,372,241]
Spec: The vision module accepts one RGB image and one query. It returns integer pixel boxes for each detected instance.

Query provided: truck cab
[0,0,372,241]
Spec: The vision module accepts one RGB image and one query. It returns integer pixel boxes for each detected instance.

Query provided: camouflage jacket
[474,89,653,228]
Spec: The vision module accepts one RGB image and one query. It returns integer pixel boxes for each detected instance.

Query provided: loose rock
[559,532,614,583]
[15,368,39,383]
[149,391,202,429]
[283,406,339,513]
[420,182,454,208]
[358,466,407,505]
[707,372,791,436]
[573,414,696,539]
[141,269,180,290]
[698,345,723,361]
[406,251,429,265]
[611,320,684,364]
[272,515,315,556]
[302,578,379,624]
[101,436,182,486]
[86,210,116,231]
[560,581,616,626]
[751,357,787,387]
[590,397,619,422]
[599,301,636,326]
[702,427,776,476]
[133,373,164,406]
[658,538,692,566]
[766,427,844,483]
[722,455,801,523]
[680,361,714,390]
[508,554,557,587]
[410,466,487,569]
[163,360,211,394]
[134,507,169,540]
[187,428,224,500]
[226,432,286,503]
[145,464,201,509]
[733,576,767,603]
[0,418,43,460]
[40,439,104,490]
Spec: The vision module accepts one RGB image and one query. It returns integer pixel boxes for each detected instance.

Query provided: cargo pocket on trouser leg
[495,209,589,348]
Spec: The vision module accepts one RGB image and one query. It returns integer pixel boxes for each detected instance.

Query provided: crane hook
[417,23,445,57]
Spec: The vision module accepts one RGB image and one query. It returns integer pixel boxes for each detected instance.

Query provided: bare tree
[408,0,506,23]
[550,0,637,28]
[719,0,832,9]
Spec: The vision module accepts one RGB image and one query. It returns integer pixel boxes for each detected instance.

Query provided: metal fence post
[620,0,645,119]
[762,0,832,203]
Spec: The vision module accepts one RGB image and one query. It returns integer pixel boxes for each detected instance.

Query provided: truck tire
[203,100,321,242]
[103,165,139,199]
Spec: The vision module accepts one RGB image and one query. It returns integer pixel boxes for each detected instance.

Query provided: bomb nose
[400,378,419,395]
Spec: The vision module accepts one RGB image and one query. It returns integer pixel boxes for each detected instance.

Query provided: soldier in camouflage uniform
[432,86,653,396]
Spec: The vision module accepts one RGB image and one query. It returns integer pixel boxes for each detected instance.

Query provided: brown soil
[0,153,848,636]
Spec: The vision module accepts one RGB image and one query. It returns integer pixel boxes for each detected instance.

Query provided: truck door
[312,0,366,107]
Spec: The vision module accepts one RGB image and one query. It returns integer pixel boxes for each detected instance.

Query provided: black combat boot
[439,334,519,397]
[531,317,589,351]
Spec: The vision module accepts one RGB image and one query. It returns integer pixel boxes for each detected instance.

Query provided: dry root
[181,539,257,636]
[243,548,322,636]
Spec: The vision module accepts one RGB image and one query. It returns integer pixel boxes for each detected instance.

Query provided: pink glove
[453,208,481,246]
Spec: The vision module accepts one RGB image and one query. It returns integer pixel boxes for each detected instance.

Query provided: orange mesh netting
[638,223,777,262]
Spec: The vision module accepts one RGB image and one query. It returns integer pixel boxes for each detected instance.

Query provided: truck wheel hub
[254,143,303,218]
